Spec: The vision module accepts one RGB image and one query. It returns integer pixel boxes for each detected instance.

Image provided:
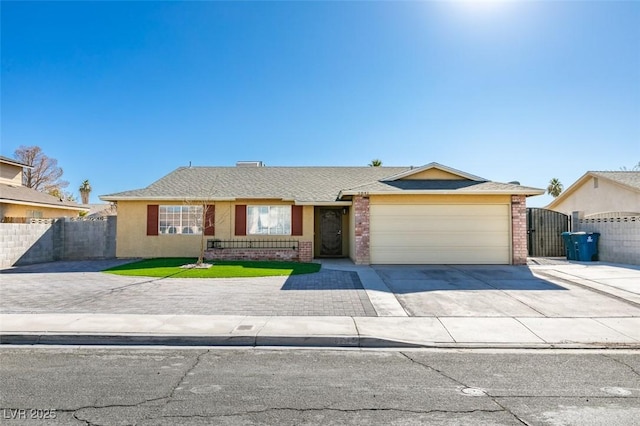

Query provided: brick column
[298,241,313,263]
[511,195,527,265]
[353,195,370,265]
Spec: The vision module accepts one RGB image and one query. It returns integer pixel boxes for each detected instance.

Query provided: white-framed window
[247,205,291,235]
[159,205,202,235]
[26,210,43,218]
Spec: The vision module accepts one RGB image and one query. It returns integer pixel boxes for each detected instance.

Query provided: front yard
[102,258,321,278]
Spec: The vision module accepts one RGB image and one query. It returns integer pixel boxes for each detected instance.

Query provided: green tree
[14,145,68,193]
[368,159,383,167]
[547,178,564,198]
[49,188,77,202]
[79,179,92,204]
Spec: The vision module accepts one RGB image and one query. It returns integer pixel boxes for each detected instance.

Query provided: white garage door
[370,204,510,264]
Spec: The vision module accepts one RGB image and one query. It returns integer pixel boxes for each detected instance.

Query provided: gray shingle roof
[591,171,640,191]
[101,165,544,203]
[0,183,88,210]
[0,156,31,168]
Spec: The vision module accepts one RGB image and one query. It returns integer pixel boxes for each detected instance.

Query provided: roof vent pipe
[236,161,264,167]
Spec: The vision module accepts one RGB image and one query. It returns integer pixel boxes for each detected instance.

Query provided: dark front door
[527,208,570,257]
[320,208,343,256]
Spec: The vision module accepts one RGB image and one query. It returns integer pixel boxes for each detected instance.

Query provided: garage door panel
[370,204,510,264]
[372,248,510,264]
[374,218,507,233]
[373,232,508,248]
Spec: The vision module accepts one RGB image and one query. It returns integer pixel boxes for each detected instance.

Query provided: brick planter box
[204,241,313,263]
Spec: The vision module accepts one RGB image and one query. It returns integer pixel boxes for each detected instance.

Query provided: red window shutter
[204,205,215,236]
[147,205,159,236]
[291,205,303,236]
[235,205,246,236]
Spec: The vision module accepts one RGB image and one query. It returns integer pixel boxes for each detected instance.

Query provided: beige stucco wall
[402,169,466,180]
[549,177,640,216]
[115,200,315,259]
[369,194,512,205]
[1,202,81,219]
[0,163,23,185]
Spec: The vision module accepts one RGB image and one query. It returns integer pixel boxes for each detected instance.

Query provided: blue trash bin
[573,232,600,261]
[561,232,575,260]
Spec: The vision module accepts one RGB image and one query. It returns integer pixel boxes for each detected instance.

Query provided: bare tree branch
[14,145,69,192]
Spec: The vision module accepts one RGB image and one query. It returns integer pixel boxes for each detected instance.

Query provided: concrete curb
[0,333,420,348]
[3,333,640,350]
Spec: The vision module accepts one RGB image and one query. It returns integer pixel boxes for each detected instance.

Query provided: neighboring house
[85,203,117,218]
[100,162,544,265]
[0,156,88,221]
[546,171,640,217]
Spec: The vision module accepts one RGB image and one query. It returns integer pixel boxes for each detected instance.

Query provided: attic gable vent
[236,161,264,167]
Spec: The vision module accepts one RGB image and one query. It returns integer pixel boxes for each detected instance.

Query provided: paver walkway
[0,261,376,317]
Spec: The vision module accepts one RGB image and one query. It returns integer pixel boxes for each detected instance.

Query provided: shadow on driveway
[373,265,568,294]
[0,259,138,274]
[281,270,365,291]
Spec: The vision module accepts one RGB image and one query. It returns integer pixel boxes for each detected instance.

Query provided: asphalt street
[1,347,639,425]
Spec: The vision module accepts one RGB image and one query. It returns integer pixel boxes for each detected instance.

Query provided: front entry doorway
[319,208,343,256]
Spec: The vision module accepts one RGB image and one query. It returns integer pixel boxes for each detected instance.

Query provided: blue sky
[2,1,639,207]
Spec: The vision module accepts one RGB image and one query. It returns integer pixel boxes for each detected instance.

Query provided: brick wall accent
[511,195,527,265]
[204,240,314,263]
[353,195,370,265]
[298,241,313,263]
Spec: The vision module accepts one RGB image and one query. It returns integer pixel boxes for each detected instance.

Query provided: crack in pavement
[400,352,530,425]
[601,353,640,378]
[65,350,210,426]
[159,406,504,419]
[165,349,210,401]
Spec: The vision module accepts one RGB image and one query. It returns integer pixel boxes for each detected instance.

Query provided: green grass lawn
[102,258,321,278]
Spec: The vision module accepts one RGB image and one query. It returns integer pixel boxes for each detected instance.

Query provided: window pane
[247,205,291,235]
[159,205,202,235]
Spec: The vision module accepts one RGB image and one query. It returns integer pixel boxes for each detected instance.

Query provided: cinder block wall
[0,217,117,268]
[0,223,56,267]
[62,217,117,260]
[575,215,640,266]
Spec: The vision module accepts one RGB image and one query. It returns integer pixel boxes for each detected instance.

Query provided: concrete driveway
[373,263,640,318]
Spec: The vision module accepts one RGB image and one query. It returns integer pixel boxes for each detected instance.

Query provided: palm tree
[368,159,383,167]
[79,179,92,204]
[619,161,640,171]
[547,178,563,198]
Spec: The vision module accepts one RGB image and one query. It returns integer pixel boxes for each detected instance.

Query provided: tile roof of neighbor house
[101,163,544,203]
[0,183,88,211]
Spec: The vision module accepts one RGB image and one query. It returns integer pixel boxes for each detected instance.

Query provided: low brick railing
[204,240,313,263]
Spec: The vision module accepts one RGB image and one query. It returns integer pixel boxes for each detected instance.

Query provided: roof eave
[381,162,487,182]
[338,189,545,199]
[100,195,238,202]
[0,198,90,211]
[0,157,33,169]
